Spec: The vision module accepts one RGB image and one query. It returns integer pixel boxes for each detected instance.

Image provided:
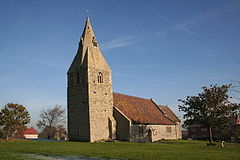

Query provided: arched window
[97,72,103,83]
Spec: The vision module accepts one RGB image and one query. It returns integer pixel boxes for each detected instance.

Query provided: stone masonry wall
[113,107,130,141]
[130,124,180,142]
[88,67,115,142]
[67,67,90,141]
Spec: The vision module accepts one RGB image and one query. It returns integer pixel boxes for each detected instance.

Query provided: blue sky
[0,0,240,128]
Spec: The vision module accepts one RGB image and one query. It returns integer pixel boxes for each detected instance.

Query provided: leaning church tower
[67,18,116,142]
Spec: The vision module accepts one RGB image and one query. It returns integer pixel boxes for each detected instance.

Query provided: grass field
[0,140,239,160]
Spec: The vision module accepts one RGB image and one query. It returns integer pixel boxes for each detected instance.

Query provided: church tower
[67,18,116,142]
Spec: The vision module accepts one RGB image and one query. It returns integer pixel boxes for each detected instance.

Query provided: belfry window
[92,37,98,47]
[97,72,103,83]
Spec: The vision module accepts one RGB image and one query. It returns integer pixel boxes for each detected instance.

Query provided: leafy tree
[231,82,240,101]
[178,84,239,144]
[0,103,30,138]
[36,105,65,139]
[230,60,240,101]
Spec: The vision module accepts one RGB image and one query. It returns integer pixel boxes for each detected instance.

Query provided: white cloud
[116,64,163,69]
[113,73,179,86]
[101,35,135,50]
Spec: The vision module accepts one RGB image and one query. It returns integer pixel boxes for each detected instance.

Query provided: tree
[36,105,65,139]
[230,59,240,101]
[0,103,30,139]
[178,84,239,144]
[231,82,240,101]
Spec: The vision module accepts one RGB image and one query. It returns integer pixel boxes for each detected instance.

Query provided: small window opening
[77,73,80,83]
[97,72,103,83]
[92,37,98,47]
[166,127,171,133]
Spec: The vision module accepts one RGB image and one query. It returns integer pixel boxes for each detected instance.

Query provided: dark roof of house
[181,130,189,136]
[158,105,180,122]
[188,124,205,128]
[24,128,38,135]
[113,93,175,125]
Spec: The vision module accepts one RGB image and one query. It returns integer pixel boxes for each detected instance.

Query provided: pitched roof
[113,93,175,125]
[68,17,111,73]
[24,128,38,135]
[158,105,180,122]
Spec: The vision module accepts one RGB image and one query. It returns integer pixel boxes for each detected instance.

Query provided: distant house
[188,124,208,140]
[181,130,189,139]
[13,127,38,139]
[39,126,67,140]
[23,128,38,139]
[188,114,240,140]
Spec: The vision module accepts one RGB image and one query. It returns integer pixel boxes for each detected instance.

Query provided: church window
[76,73,80,83]
[166,127,171,133]
[92,37,98,47]
[97,72,103,83]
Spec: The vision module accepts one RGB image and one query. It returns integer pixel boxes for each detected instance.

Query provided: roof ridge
[159,105,180,122]
[150,99,176,124]
[113,92,151,101]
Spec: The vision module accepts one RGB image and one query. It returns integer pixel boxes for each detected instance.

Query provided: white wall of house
[24,134,38,139]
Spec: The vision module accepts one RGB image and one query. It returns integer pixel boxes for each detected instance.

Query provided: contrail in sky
[145,4,204,39]
[152,10,204,39]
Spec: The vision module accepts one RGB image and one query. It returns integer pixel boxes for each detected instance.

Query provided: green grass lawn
[0,140,239,160]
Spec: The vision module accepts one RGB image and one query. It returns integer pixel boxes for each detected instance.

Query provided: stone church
[67,18,182,142]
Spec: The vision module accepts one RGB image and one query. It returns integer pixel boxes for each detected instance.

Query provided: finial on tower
[81,17,95,39]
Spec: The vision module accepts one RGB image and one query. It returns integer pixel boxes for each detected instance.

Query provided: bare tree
[36,105,65,139]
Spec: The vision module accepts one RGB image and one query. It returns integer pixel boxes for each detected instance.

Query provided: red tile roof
[113,93,175,125]
[23,128,38,135]
[158,105,180,122]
